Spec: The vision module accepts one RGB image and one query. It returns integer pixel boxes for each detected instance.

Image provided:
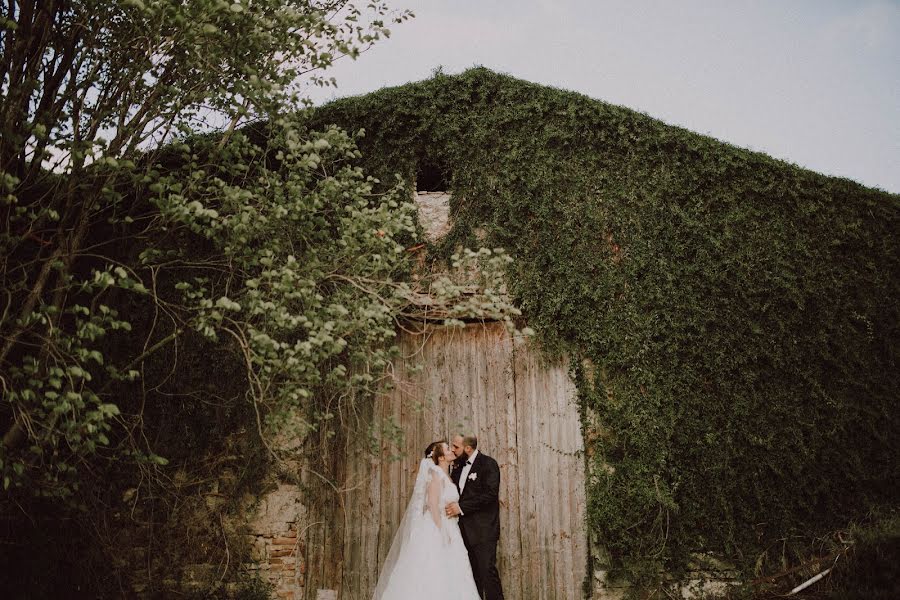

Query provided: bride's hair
[424,440,447,465]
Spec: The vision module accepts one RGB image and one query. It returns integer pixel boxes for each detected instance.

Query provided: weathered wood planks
[304,323,587,599]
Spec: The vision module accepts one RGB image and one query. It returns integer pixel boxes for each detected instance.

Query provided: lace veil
[372,458,434,599]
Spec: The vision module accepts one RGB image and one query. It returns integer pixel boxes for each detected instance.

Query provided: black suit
[451,451,504,600]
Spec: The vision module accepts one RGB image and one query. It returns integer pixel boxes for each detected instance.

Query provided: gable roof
[306,68,900,566]
[309,67,893,197]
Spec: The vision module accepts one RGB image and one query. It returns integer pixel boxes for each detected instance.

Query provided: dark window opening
[416,158,451,192]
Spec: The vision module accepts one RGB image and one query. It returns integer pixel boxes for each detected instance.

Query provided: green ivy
[305,67,900,581]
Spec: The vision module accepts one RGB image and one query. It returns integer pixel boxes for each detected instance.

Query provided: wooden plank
[533,352,550,599]
[538,354,554,600]
[554,365,570,599]
[341,393,379,598]
[571,370,588,597]
[339,438,357,597]
[551,362,564,598]
[324,322,587,599]
[537,353,552,600]
[561,368,572,598]
[514,341,537,597]
[376,384,399,581]
[569,375,583,597]
[362,392,382,596]
[303,468,326,600]
[324,449,345,598]
[490,327,509,591]
[482,325,510,593]
[503,334,523,600]
[512,338,529,598]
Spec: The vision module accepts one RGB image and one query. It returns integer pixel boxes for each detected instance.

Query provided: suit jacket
[451,451,501,547]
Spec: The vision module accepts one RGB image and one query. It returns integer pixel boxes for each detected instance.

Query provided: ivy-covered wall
[306,68,899,580]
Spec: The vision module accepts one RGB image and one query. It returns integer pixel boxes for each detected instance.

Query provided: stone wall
[414,191,452,242]
[246,484,307,599]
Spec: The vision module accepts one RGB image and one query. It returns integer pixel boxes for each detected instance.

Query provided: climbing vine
[307,67,900,583]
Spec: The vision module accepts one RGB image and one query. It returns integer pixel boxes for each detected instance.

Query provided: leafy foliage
[305,67,900,582]
[145,118,522,455]
[0,0,410,501]
[0,2,519,596]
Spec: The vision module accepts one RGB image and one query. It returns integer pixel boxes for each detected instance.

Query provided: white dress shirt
[458,449,479,494]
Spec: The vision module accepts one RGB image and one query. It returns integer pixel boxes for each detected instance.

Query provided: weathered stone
[247,484,306,536]
[272,537,298,546]
[414,191,451,242]
[250,537,267,562]
[205,493,226,511]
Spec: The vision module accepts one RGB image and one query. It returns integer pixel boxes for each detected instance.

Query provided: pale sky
[305,0,900,194]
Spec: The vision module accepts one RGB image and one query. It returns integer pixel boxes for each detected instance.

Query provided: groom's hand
[445,502,461,517]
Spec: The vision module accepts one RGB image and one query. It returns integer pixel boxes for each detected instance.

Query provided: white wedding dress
[372,459,481,600]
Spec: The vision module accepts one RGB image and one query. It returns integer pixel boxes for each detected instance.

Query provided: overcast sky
[305,0,899,194]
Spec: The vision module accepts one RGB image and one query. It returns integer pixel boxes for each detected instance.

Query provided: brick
[272,537,297,546]
[270,547,296,557]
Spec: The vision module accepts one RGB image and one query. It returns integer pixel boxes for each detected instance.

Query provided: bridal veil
[372,458,433,599]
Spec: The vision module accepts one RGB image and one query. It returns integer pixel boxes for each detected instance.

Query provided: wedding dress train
[372,459,481,600]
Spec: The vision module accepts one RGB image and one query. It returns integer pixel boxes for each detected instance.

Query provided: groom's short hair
[460,434,478,449]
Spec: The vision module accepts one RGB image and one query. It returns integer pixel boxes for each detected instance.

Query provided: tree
[1,3,520,592]
[1,0,416,493]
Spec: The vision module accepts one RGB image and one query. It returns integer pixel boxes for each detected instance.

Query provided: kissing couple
[373,433,505,600]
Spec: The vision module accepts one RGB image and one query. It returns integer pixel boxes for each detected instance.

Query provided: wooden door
[303,323,587,599]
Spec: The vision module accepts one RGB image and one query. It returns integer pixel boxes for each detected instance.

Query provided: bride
[372,440,481,600]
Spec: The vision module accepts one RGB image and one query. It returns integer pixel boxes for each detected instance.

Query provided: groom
[446,433,505,600]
